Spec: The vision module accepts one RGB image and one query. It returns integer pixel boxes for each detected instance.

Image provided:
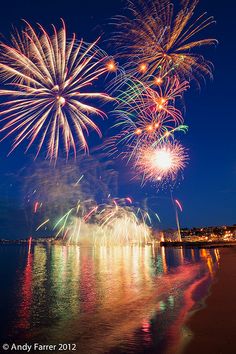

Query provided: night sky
[0,0,235,238]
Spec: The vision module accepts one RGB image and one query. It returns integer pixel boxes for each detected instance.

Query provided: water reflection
[0,245,219,354]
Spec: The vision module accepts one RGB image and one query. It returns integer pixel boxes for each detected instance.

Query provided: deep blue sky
[0,0,235,237]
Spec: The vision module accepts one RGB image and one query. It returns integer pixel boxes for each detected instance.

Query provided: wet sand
[183,247,236,354]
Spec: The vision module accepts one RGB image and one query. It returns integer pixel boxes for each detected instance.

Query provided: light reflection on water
[0,245,219,354]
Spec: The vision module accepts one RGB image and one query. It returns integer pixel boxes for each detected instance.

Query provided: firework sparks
[106,59,118,72]
[94,199,156,245]
[112,0,217,81]
[50,195,159,245]
[140,77,189,120]
[135,140,188,185]
[0,20,113,160]
[106,77,188,160]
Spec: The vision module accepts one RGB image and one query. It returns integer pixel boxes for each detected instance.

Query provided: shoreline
[161,241,236,248]
[182,247,236,354]
[179,269,218,354]
[1,239,236,248]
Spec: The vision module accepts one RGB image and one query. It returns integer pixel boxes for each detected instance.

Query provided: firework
[96,212,151,245]
[94,199,157,245]
[106,77,188,160]
[112,0,217,80]
[50,197,159,245]
[140,77,189,120]
[0,20,113,160]
[135,140,188,185]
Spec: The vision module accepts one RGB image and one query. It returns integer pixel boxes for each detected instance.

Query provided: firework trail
[0,20,114,160]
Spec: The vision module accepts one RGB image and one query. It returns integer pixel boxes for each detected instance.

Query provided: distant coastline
[0,238,53,245]
[160,241,236,248]
[1,238,236,248]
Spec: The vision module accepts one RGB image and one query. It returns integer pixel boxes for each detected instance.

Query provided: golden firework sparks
[112,0,217,81]
[0,20,113,160]
[135,140,188,185]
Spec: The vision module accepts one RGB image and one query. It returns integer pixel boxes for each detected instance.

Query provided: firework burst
[135,140,188,186]
[112,0,217,81]
[0,20,113,160]
[106,77,188,160]
[132,76,189,123]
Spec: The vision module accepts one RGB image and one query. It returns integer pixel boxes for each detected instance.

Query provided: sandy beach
[183,247,236,354]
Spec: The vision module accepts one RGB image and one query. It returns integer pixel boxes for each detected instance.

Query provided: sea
[0,244,219,354]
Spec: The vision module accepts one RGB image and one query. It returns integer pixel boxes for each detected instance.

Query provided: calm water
[0,245,219,354]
